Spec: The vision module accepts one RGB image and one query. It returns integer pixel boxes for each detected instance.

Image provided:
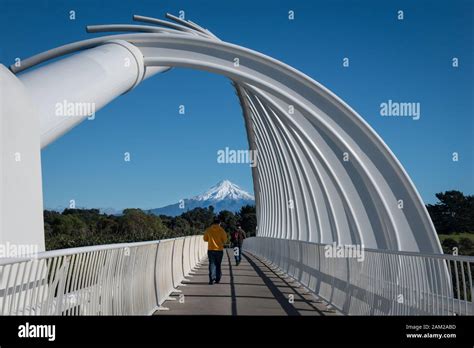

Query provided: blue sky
[1,0,472,210]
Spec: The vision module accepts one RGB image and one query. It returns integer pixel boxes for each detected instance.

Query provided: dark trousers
[233,245,242,264]
[208,250,224,282]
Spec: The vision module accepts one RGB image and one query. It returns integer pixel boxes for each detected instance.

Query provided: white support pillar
[0,40,157,254]
[0,65,45,253]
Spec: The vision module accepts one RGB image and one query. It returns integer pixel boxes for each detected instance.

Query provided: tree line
[44,205,257,250]
[44,190,473,255]
[426,190,474,255]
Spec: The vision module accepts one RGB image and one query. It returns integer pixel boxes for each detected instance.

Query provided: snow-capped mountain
[192,180,254,201]
[149,180,255,216]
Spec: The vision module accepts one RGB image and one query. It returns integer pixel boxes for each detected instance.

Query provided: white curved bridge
[0,14,472,315]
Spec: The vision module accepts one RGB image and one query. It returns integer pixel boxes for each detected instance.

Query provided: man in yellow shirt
[203,217,228,285]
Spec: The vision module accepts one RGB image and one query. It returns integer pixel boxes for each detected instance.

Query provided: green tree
[118,209,168,241]
[427,191,474,234]
[218,210,238,235]
[441,238,458,255]
[237,205,257,236]
[458,237,474,256]
[172,217,193,236]
[181,207,215,231]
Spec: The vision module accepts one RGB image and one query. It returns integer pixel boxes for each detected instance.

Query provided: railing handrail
[245,236,474,316]
[265,237,474,262]
[0,235,199,266]
[0,234,207,315]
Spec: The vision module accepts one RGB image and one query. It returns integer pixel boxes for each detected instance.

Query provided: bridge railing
[244,237,474,316]
[0,235,207,315]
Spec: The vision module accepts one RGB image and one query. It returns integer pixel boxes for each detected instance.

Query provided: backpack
[232,231,240,244]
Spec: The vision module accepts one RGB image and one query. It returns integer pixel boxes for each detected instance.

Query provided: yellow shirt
[203,224,227,251]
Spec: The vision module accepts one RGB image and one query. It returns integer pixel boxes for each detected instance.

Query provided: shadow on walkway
[155,248,338,316]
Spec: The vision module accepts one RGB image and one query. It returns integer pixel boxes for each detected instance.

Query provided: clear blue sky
[1,0,472,210]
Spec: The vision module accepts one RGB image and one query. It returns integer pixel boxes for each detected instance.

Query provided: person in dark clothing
[231,223,246,266]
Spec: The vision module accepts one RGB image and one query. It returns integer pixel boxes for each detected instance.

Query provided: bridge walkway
[155,248,338,316]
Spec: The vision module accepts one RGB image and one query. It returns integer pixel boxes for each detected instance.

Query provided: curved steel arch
[10,14,442,254]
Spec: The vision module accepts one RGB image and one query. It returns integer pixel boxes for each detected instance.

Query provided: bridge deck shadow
[154,248,338,316]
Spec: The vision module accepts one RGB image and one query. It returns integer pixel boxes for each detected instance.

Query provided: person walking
[203,217,227,285]
[231,223,246,266]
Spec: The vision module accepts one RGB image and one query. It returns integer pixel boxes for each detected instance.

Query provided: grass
[438,232,474,243]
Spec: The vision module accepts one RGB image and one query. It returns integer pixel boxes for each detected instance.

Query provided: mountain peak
[193,180,254,201]
[149,179,255,216]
